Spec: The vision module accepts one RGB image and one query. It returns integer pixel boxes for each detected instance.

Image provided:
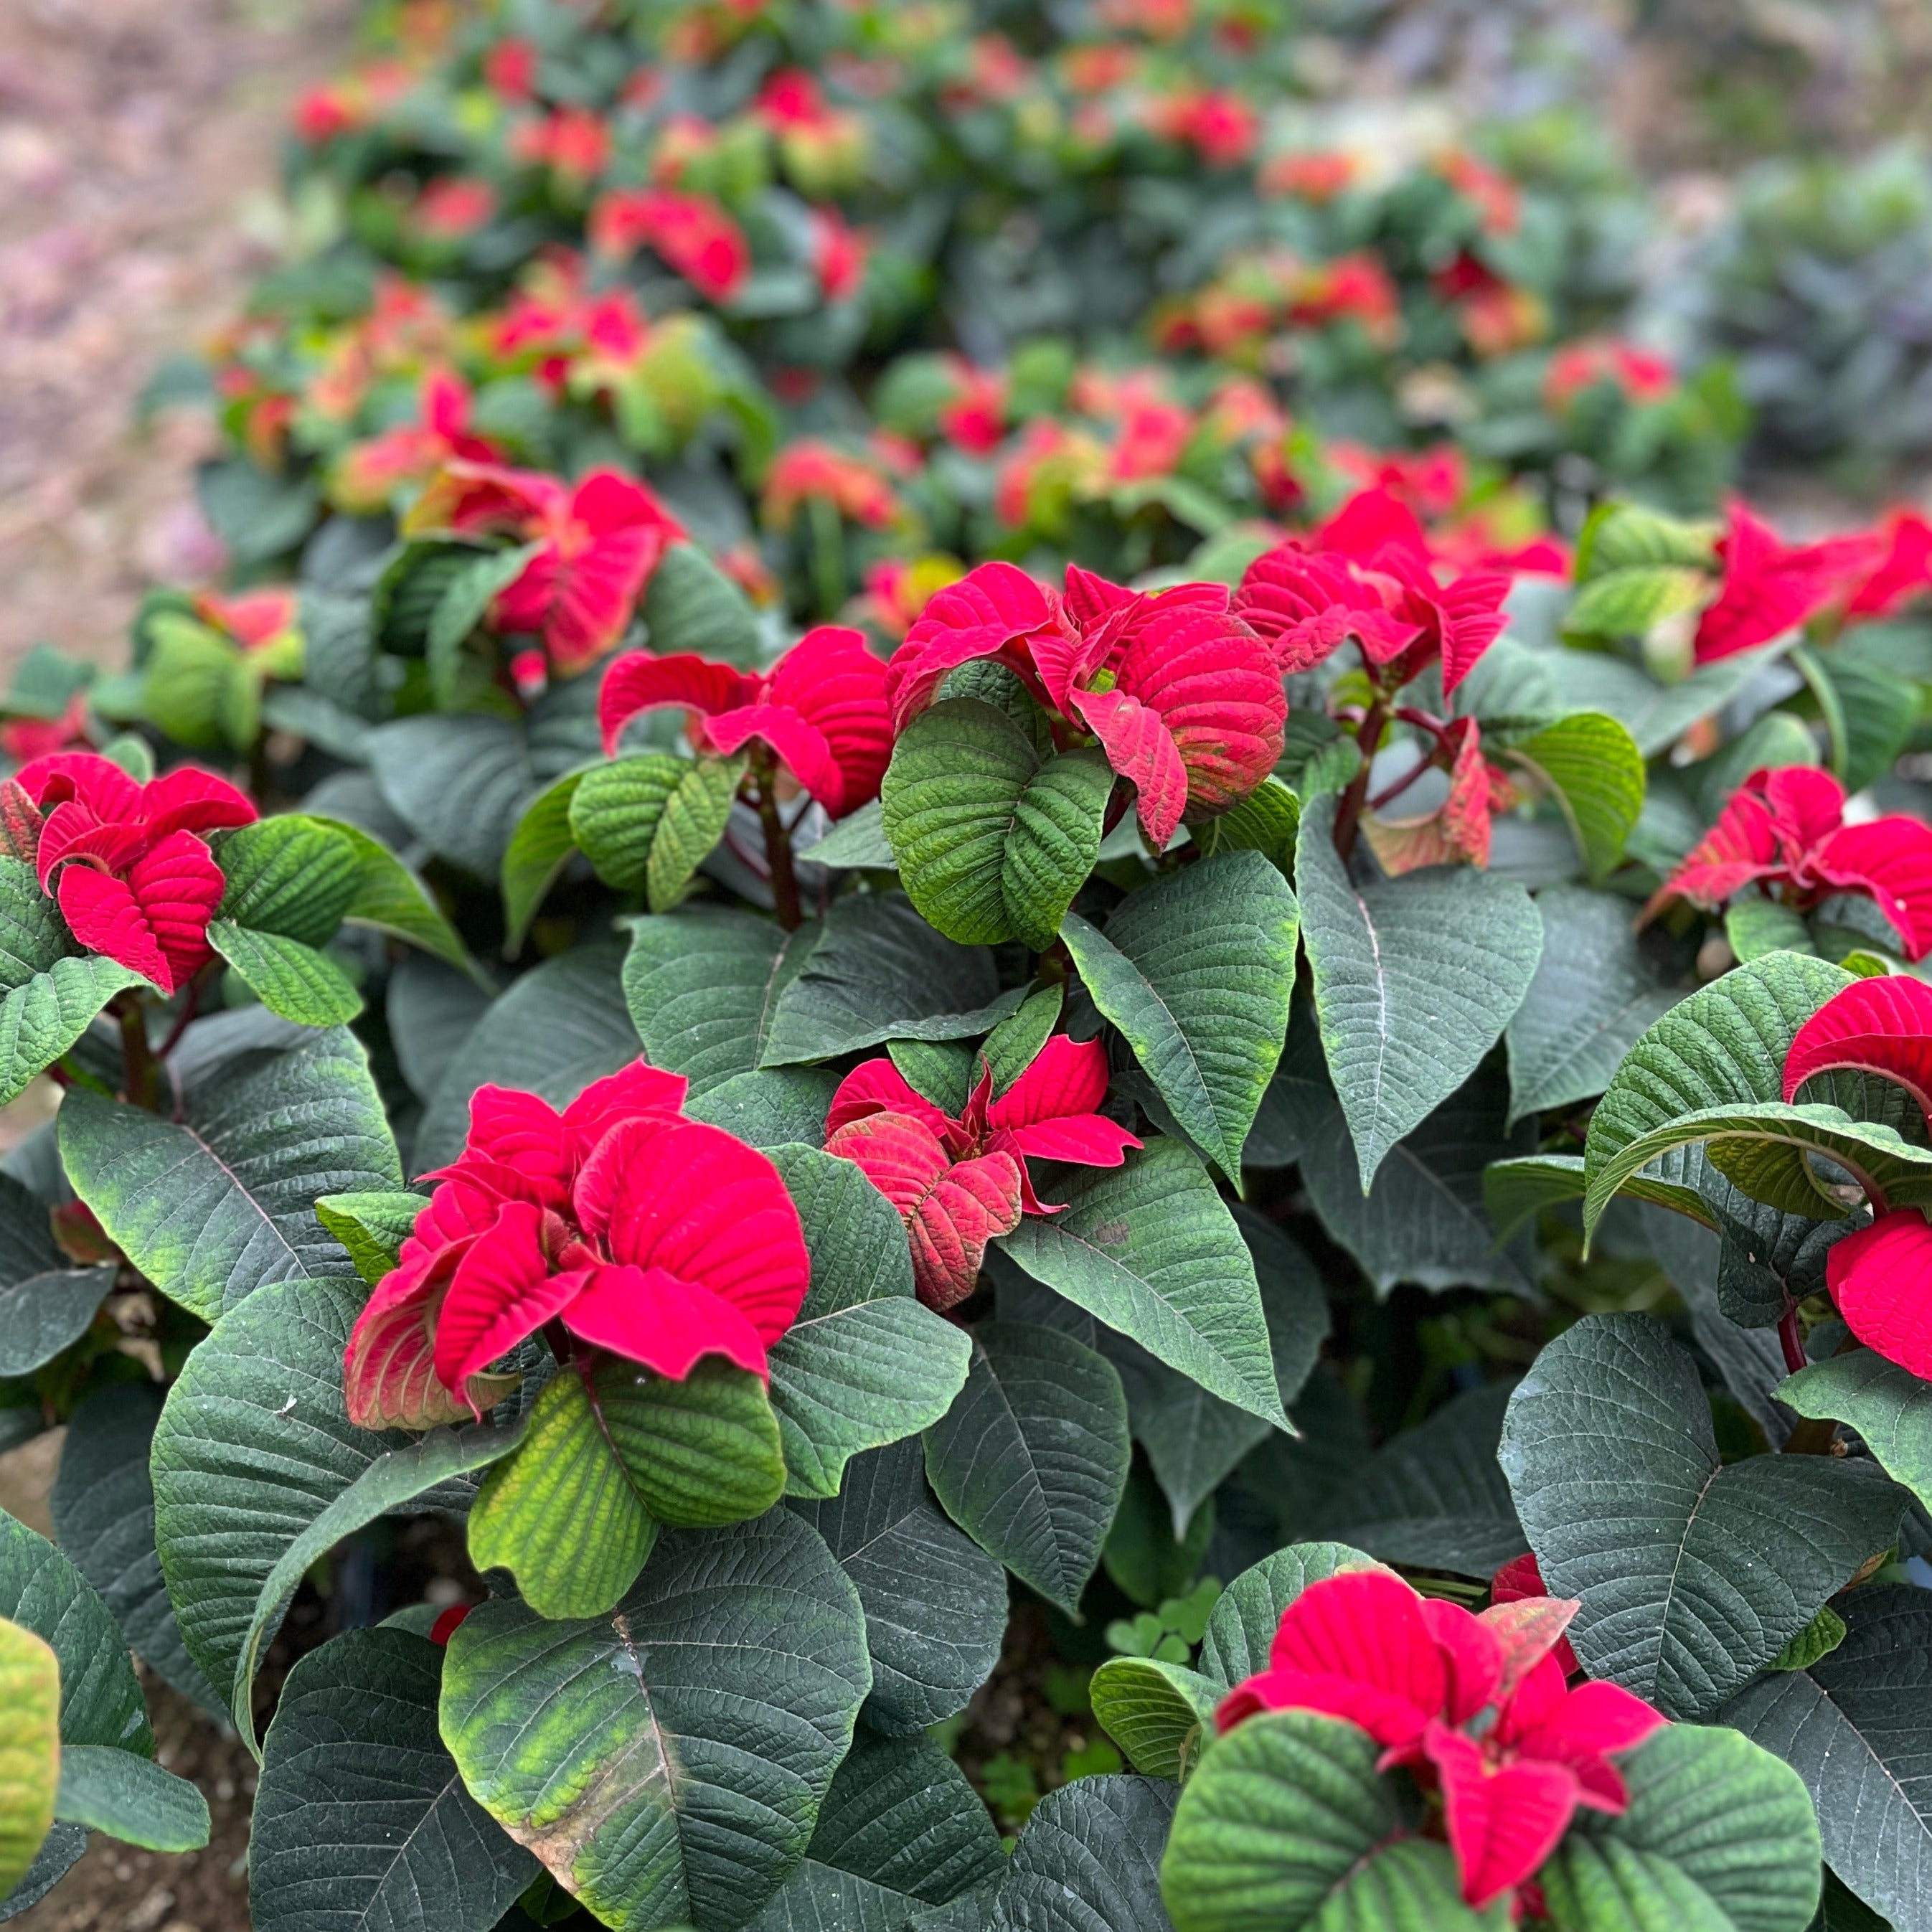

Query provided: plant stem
[751,763,802,932]
[156,976,203,1060]
[113,992,159,1111]
[1777,1305,1807,1376]
[1331,697,1389,862]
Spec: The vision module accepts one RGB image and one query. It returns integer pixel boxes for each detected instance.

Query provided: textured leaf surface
[1781,1350,1932,1512]
[1537,1724,1819,1932]
[1502,712,1646,882]
[1162,1711,1500,1932]
[1505,887,1682,1126]
[1319,1382,1528,1576]
[314,814,476,978]
[997,1776,1178,1932]
[623,910,813,1096]
[1062,852,1298,1184]
[1500,1314,1905,1718]
[761,896,1017,1065]
[215,816,360,946]
[788,1439,1005,1734]
[60,1027,400,1321]
[208,921,364,1027]
[997,1141,1285,1428]
[0,1510,150,1753]
[1723,1584,1932,1932]
[367,714,533,880]
[571,753,744,912]
[149,1273,468,1735]
[253,1627,536,1932]
[687,1069,837,1149]
[1196,1543,1391,1692]
[882,698,1112,949]
[923,1320,1129,1615]
[314,1190,425,1287]
[1296,797,1542,1187]
[0,1618,57,1900]
[416,945,636,1172]
[1089,1656,1219,1780]
[0,957,149,1106]
[50,1383,218,1710]
[0,1266,113,1377]
[766,1145,972,1498]
[641,541,762,666]
[499,768,584,951]
[440,1510,870,1932]
[54,1747,208,1852]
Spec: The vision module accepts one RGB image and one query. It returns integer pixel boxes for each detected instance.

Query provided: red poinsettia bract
[408,460,685,677]
[342,1062,810,1430]
[1783,975,1932,1378]
[823,1034,1140,1309]
[1693,501,1885,663]
[12,753,257,995]
[1659,765,1932,958]
[1218,1570,1664,1912]
[599,626,892,819]
[1234,486,1512,697]
[886,561,1285,847]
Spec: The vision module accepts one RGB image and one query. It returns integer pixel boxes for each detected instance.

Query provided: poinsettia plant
[10,3,1932,1931]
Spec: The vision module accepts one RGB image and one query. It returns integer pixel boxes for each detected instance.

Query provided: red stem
[750,760,802,932]
[1778,1306,1807,1377]
[1330,697,1389,862]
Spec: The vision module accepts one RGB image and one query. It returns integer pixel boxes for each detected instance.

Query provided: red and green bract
[823,1034,1140,1310]
[599,624,894,819]
[1217,1570,1664,1912]
[14,752,257,995]
[341,1061,810,1429]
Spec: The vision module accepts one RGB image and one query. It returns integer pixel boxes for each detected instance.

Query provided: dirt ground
[1,9,354,1924]
[0,0,357,677]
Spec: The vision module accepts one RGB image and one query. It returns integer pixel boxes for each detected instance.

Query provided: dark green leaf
[54,1747,208,1853]
[367,715,534,880]
[1781,1351,1932,1514]
[641,542,762,666]
[207,921,364,1027]
[314,1190,426,1286]
[998,1777,1179,1932]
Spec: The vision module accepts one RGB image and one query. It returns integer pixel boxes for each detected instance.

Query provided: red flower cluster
[1660,765,1932,959]
[1784,975,1932,1379]
[824,1035,1139,1309]
[590,187,753,303]
[1694,503,1889,664]
[599,626,892,820]
[343,1062,810,1429]
[1219,1570,1664,1911]
[10,753,256,995]
[408,461,685,677]
[887,561,1286,848]
[332,369,499,512]
[1235,485,1512,697]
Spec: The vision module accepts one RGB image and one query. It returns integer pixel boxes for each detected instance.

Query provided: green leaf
[439,1509,871,1932]
[1296,796,1543,1189]
[980,984,1064,1094]
[49,1383,219,1711]
[1197,1544,1390,1692]
[762,896,1020,1065]
[311,814,477,979]
[996,1140,1286,1429]
[1727,900,1816,963]
[881,698,1113,948]
[0,956,151,1106]
[207,920,364,1026]
[1724,1584,1932,1932]
[149,1273,471,1738]
[1507,887,1682,1126]
[1500,1314,1905,1719]
[687,1069,837,1148]
[570,753,745,912]
[1002,1777,1180,1931]
[60,1027,402,1321]
[1089,1656,1219,1779]
[1581,953,1854,1245]
[1062,851,1299,1184]
[142,613,257,752]
[623,909,814,1097]
[593,1359,787,1526]
[1769,1604,1847,1673]
[254,1631,537,1932]
[765,1145,972,1499]
[1575,502,1720,577]
[0,1509,151,1753]
[1486,1153,1712,1245]
[1191,778,1301,875]
[314,1189,426,1286]
[215,816,361,946]
[798,800,896,870]
[466,1370,656,1623]
[0,1266,114,1377]
[1781,1350,1932,1515]
[1537,1723,1821,1932]
[641,541,762,666]
[1809,650,1919,796]
[501,769,585,952]
[923,1320,1129,1615]
[0,861,70,984]
[367,714,534,881]
[1320,1382,1528,1577]
[788,1438,1005,1735]
[1162,1710,1505,1932]
[1563,565,1710,640]
[428,544,542,701]
[416,945,636,1172]
[235,1421,524,1753]
[54,1746,207,1853]
[0,1619,57,1900]
[1556,646,1789,759]
[1503,713,1646,881]
[740,1730,1002,1932]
